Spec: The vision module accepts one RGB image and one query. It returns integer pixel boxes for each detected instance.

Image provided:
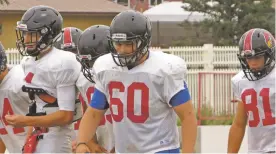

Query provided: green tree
[181,0,275,45]
[0,0,9,5]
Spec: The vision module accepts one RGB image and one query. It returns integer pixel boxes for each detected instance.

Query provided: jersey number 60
[109,81,149,123]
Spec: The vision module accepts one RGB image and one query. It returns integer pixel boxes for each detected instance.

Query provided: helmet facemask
[16,22,59,57]
[109,33,150,68]
[0,50,7,76]
[238,47,275,81]
[76,53,97,83]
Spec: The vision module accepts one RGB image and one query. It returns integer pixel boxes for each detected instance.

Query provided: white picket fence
[151,44,240,71]
[5,44,241,116]
[151,44,240,116]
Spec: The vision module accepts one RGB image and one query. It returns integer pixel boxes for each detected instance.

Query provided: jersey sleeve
[19,56,30,65]
[89,58,109,110]
[93,68,106,95]
[231,78,241,101]
[163,57,191,107]
[76,73,95,105]
[76,73,88,103]
[53,58,81,111]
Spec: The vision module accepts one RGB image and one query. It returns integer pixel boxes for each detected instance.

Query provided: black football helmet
[238,28,275,81]
[108,10,151,67]
[0,42,7,74]
[76,25,110,83]
[54,27,83,54]
[16,5,63,57]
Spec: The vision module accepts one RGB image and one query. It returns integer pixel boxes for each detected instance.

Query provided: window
[150,0,163,6]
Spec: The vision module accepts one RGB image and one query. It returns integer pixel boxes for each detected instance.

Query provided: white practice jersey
[0,65,29,153]
[76,73,114,151]
[232,67,276,153]
[92,51,187,153]
[20,48,81,153]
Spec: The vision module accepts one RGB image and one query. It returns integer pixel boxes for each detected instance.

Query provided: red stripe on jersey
[25,72,34,83]
[243,29,255,51]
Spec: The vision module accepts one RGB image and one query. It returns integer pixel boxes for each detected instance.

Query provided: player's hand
[5,114,28,127]
[71,140,77,153]
[76,144,90,153]
[89,141,107,153]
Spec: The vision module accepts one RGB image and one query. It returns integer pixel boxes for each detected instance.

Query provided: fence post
[202,44,215,108]
[203,44,214,71]
[168,46,175,55]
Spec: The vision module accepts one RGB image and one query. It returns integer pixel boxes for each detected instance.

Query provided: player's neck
[36,47,53,60]
[127,51,149,70]
[0,68,9,84]
[139,51,149,64]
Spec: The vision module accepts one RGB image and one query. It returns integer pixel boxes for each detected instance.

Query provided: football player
[5,5,81,153]
[54,27,83,54]
[53,26,85,152]
[75,25,114,153]
[228,28,275,153]
[0,42,29,153]
[59,25,114,153]
[76,10,197,153]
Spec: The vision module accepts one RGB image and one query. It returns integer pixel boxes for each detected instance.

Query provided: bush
[177,104,234,126]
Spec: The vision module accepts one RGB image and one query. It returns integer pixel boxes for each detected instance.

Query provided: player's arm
[0,138,6,154]
[20,65,80,127]
[0,120,6,153]
[21,110,74,127]
[76,88,108,153]
[172,89,197,153]
[77,92,99,148]
[164,57,197,153]
[227,101,247,153]
[15,86,76,127]
[6,63,81,127]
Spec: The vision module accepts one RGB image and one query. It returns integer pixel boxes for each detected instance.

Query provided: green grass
[177,104,234,126]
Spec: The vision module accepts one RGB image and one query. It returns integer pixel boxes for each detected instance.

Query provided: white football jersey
[92,51,187,153]
[232,67,276,153]
[20,48,81,153]
[76,73,114,151]
[0,65,29,153]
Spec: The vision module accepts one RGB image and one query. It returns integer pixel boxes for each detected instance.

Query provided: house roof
[144,2,210,22]
[0,0,130,14]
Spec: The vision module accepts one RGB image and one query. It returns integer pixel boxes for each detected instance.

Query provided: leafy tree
[0,0,9,5]
[181,0,275,45]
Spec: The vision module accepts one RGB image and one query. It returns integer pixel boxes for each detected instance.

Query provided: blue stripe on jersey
[90,88,109,110]
[169,82,191,107]
[156,147,180,153]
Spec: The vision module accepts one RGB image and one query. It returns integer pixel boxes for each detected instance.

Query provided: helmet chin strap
[0,67,8,84]
[35,46,52,60]
[34,33,61,59]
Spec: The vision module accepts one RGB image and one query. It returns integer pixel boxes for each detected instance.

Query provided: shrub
[177,104,234,126]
